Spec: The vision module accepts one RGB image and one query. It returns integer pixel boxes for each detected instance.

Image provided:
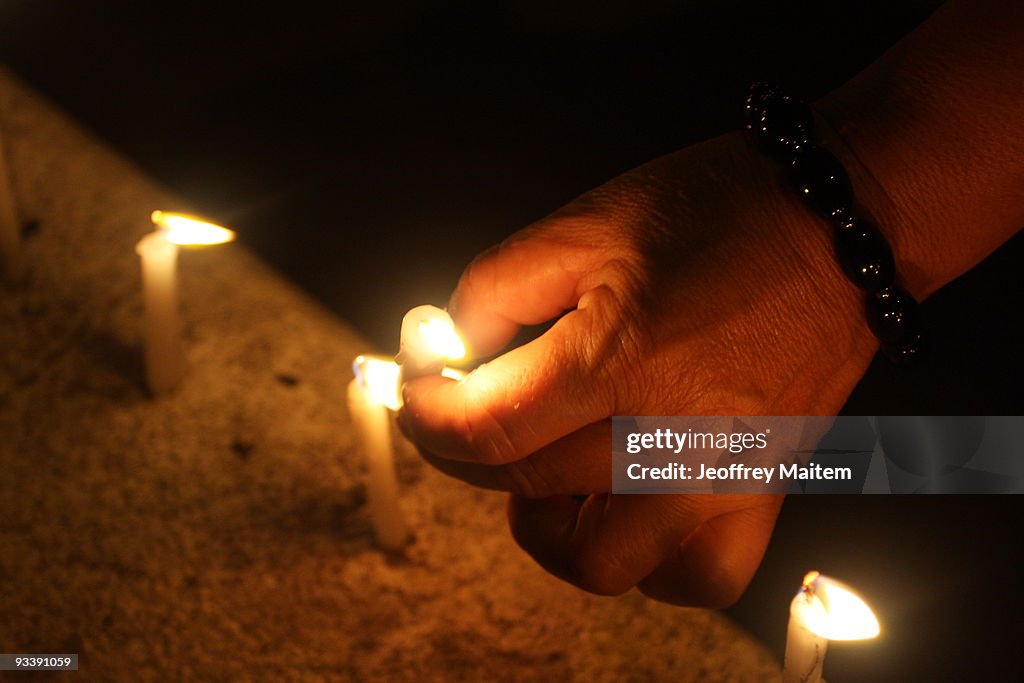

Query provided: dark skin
[399,0,1024,607]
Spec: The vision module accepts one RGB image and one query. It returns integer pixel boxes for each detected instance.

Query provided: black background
[2,1,1021,680]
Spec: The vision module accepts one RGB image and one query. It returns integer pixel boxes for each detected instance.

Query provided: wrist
[814,91,948,301]
[814,0,1024,301]
[729,132,881,381]
[743,83,929,365]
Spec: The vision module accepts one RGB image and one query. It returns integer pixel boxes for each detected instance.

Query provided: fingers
[637,495,783,608]
[400,298,617,465]
[418,420,612,497]
[507,494,708,596]
[449,227,604,357]
[508,494,781,604]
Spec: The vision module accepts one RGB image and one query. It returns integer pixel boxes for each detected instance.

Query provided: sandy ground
[0,66,779,682]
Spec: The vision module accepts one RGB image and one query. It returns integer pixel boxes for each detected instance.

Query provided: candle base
[144,345,187,397]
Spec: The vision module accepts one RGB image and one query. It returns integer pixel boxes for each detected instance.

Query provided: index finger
[449,223,604,357]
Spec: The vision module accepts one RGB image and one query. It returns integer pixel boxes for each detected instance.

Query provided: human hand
[398,129,880,606]
[398,0,1024,608]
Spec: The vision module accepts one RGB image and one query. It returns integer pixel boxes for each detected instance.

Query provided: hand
[398,130,878,607]
[400,0,1024,608]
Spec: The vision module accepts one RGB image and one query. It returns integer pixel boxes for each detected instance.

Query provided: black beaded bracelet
[743,83,924,366]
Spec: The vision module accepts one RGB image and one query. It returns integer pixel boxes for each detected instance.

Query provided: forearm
[818,0,1024,300]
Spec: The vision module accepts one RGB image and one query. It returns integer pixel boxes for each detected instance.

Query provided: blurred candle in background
[347,354,408,551]
[783,571,880,683]
[0,132,22,284]
[396,304,465,384]
[137,211,235,396]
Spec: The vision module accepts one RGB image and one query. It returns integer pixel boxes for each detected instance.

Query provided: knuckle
[693,567,747,609]
[570,543,636,596]
[501,458,556,499]
[573,282,653,414]
[636,561,747,609]
[573,287,627,369]
[455,245,498,300]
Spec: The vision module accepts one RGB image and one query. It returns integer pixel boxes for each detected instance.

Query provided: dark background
[2,1,1021,680]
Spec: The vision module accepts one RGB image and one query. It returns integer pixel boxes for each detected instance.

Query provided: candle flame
[152,211,236,246]
[799,573,880,641]
[353,355,467,411]
[353,355,402,410]
[419,316,466,360]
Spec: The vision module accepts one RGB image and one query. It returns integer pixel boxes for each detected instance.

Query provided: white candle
[0,132,22,284]
[137,211,235,395]
[396,304,466,384]
[137,231,184,395]
[347,354,408,551]
[784,571,880,683]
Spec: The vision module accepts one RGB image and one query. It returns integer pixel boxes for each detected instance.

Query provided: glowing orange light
[353,355,402,411]
[798,572,880,641]
[152,210,235,246]
[418,316,466,360]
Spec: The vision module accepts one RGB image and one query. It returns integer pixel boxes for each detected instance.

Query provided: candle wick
[801,570,821,595]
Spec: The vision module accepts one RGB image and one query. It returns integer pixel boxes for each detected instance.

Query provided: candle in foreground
[347,354,408,551]
[783,570,880,683]
[0,132,21,284]
[137,211,235,395]
[396,305,466,384]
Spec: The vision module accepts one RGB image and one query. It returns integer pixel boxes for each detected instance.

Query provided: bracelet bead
[790,146,852,219]
[743,82,775,128]
[748,94,814,157]
[882,333,925,366]
[867,287,922,345]
[834,218,896,291]
[746,83,925,365]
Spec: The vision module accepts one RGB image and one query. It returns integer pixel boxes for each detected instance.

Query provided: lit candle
[137,211,235,395]
[784,571,880,683]
[347,354,408,551]
[0,132,21,284]
[395,304,466,384]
